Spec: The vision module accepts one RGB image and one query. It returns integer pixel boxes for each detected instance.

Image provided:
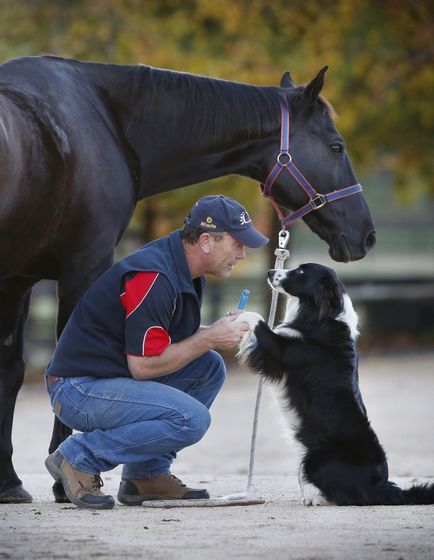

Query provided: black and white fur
[237,263,434,506]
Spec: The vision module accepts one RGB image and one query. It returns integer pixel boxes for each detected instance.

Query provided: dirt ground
[1,351,434,559]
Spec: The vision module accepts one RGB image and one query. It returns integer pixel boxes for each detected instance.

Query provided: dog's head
[268,263,345,321]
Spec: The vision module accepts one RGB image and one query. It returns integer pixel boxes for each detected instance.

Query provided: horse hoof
[52,480,71,503]
[0,484,33,503]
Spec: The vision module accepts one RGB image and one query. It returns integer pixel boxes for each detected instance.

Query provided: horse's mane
[106,64,281,143]
[95,61,337,146]
[318,96,337,120]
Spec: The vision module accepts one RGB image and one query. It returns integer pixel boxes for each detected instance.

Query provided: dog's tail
[370,480,434,506]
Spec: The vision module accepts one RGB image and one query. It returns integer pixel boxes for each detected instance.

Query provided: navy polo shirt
[46,231,205,378]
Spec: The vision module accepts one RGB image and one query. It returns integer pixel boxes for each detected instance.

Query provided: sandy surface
[1,351,434,559]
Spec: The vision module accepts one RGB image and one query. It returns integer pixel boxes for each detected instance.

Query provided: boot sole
[45,455,114,510]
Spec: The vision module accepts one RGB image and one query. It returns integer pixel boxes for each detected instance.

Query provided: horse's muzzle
[329,230,376,263]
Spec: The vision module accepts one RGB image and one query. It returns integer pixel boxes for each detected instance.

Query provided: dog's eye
[297,268,304,275]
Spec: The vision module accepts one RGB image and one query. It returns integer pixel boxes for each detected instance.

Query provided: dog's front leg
[238,319,291,381]
[235,312,263,362]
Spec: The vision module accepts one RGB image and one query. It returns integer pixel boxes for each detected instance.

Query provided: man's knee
[206,350,227,387]
[186,402,211,444]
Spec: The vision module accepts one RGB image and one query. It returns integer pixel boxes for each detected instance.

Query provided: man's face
[206,233,246,278]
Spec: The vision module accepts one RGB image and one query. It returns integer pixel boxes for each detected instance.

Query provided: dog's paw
[302,493,330,507]
[235,312,263,362]
[236,330,258,363]
[235,311,264,330]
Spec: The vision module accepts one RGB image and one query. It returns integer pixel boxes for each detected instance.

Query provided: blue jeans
[46,351,226,478]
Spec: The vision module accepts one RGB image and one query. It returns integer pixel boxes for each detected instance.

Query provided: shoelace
[79,474,104,492]
[170,474,186,487]
[91,475,104,491]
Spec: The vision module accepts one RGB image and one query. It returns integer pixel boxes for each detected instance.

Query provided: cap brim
[230,227,269,248]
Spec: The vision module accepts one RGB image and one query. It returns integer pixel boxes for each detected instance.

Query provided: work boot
[117,473,210,505]
[45,451,114,510]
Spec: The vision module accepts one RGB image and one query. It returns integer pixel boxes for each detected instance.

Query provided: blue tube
[237,289,250,310]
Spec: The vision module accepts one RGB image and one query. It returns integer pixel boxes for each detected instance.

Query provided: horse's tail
[370,481,434,506]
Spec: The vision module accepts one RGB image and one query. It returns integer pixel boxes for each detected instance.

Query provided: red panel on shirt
[143,326,171,356]
[121,272,159,318]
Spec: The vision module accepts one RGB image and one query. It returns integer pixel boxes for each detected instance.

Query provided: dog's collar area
[260,100,363,228]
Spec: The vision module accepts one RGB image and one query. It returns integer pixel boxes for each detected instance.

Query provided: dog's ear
[314,276,344,319]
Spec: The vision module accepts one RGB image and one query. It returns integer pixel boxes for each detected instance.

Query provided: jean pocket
[52,388,89,432]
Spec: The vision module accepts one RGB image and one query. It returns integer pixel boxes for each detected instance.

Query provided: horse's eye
[331,143,344,154]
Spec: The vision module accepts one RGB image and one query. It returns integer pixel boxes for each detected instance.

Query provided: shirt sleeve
[120,271,176,357]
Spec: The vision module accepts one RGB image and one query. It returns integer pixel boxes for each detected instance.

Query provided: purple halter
[260,99,363,228]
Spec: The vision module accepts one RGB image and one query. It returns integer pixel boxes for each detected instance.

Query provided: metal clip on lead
[275,229,290,263]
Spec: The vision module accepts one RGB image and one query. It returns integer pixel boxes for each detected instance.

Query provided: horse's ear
[303,66,328,106]
[280,71,296,89]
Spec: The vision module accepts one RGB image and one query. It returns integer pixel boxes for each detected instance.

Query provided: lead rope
[244,229,290,495]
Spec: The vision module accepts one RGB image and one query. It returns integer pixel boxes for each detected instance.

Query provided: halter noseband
[260,100,363,228]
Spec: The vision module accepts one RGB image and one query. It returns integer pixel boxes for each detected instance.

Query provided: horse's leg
[0,279,34,503]
[48,253,114,502]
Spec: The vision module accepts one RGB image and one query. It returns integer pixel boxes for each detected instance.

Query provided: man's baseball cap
[185,195,269,248]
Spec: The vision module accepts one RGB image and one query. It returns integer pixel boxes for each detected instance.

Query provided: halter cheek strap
[260,100,363,228]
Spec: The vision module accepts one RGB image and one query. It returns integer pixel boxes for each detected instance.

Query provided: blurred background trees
[0,0,433,363]
[1,0,432,221]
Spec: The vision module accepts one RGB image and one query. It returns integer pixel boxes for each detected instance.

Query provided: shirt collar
[168,230,205,294]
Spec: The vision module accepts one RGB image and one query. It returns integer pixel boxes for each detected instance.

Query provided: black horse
[0,55,375,503]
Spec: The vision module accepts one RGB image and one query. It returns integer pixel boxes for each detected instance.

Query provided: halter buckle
[310,194,326,210]
[277,152,292,165]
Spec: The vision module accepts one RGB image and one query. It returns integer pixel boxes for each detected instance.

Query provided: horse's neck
[99,65,280,198]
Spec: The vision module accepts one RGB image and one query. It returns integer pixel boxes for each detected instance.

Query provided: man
[44,195,268,509]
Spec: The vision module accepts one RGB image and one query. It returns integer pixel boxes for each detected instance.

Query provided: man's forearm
[127,314,249,381]
[127,329,214,380]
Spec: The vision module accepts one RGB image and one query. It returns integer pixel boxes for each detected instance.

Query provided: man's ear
[198,232,212,255]
[314,276,343,319]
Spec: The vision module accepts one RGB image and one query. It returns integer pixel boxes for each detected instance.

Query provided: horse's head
[262,67,376,263]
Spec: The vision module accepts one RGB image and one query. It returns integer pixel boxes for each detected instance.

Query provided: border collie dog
[238,263,434,506]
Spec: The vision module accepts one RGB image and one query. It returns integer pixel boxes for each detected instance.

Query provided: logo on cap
[240,212,252,226]
[200,216,217,229]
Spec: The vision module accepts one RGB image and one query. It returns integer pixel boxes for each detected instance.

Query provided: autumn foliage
[0,0,432,232]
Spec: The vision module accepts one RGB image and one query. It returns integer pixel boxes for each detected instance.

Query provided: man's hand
[204,314,250,350]
[234,311,264,331]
